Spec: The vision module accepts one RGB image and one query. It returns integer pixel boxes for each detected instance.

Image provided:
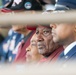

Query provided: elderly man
[50,0,76,63]
[35,25,63,63]
[26,33,43,63]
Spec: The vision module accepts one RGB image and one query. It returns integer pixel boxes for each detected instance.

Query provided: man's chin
[38,49,45,55]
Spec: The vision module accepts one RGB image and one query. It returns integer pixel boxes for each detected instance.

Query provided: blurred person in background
[0,25,36,63]
[0,26,25,63]
[0,0,10,8]
[13,0,43,63]
[0,0,43,64]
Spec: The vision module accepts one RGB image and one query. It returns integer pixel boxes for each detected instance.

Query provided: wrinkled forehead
[36,25,51,30]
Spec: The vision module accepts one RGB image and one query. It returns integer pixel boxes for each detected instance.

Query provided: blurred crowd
[0,0,76,68]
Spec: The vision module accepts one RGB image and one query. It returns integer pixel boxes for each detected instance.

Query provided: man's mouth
[37,44,45,50]
[38,46,44,50]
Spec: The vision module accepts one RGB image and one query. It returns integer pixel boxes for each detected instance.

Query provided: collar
[64,41,76,55]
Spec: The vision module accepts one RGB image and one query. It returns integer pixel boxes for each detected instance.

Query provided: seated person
[26,33,43,63]
[0,25,34,63]
[0,26,25,63]
[14,27,35,63]
[13,0,43,63]
[50,0,76,64]
[0,0,43,64]
[35,25,63,63]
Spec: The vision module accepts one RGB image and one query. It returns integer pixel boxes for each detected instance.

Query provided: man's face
[26,34,42,62]
[36,25,55,56]
[50,23,75,45]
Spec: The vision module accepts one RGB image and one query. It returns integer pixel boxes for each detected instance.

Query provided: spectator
[26,33,43,63]
[1,0,42,62]
[0,26,25,63]
[50,0,76,64]
[0,0,10,8]
[0,25,36,63]
[12,0,43,63]
[35,25,63,63]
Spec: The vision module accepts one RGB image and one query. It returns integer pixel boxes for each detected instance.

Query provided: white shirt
[64,41,76,55]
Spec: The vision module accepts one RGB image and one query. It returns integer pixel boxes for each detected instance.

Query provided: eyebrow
[36,27,51,30]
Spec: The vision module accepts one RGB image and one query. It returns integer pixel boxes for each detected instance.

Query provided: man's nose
[36,33,43,42]
[50,24,56,29]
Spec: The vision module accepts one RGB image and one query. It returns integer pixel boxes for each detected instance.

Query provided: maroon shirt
[39,46,64,63]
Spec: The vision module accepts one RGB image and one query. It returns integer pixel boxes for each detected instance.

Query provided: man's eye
[43,31,50,34]
[43,30,51,36]
[36,30,39,34]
